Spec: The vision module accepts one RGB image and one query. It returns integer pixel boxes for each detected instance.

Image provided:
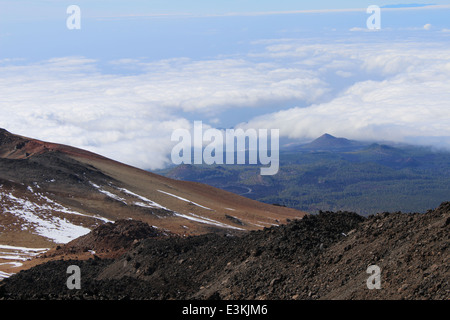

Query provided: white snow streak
[174,212,245,231]
[0,245,49,279]
[157,190,212,210]
[117,187,169,210]
[89,182,127,204]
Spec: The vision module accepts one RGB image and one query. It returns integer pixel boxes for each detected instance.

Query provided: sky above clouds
[0,1,450,169]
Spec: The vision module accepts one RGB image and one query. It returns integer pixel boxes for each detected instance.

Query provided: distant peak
[312,133,348,143]
[317,133,337,139]
[303,133,355,149]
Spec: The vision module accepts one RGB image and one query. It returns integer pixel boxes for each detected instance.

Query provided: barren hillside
[1,202,448,300]
[0,129,305,278]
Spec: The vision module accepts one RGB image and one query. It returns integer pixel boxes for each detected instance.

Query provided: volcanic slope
[0,129,305,278]
[0,202,448,300]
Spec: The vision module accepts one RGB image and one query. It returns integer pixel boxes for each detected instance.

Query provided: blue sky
[2,1,449,62]
[0,1,450,169]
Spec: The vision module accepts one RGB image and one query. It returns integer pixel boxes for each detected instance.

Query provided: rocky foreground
[0,202,448,300]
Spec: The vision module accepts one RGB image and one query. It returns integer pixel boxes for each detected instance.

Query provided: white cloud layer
[0,53,327,169]
[240,40,450,149]
[0,38,449,170]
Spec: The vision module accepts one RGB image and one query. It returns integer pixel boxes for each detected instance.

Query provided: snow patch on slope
[0,245,49,279]
[174,212,245,231]
[0,271,13,280]
[157,190,213,210]
[1,191,92,243]
[89,182,127,204]
[117,187,169,210]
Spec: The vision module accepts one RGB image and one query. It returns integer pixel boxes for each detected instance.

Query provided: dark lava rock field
[1,202,448,300]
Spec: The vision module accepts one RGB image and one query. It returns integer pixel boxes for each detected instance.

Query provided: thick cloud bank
[1,39,449,169]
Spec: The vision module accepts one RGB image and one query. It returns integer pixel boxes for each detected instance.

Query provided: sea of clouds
[1,36,449,169]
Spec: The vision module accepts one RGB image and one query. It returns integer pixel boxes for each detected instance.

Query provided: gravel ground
[1,202,448,300]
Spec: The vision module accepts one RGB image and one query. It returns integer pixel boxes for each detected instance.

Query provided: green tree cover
[156,142,450,215]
